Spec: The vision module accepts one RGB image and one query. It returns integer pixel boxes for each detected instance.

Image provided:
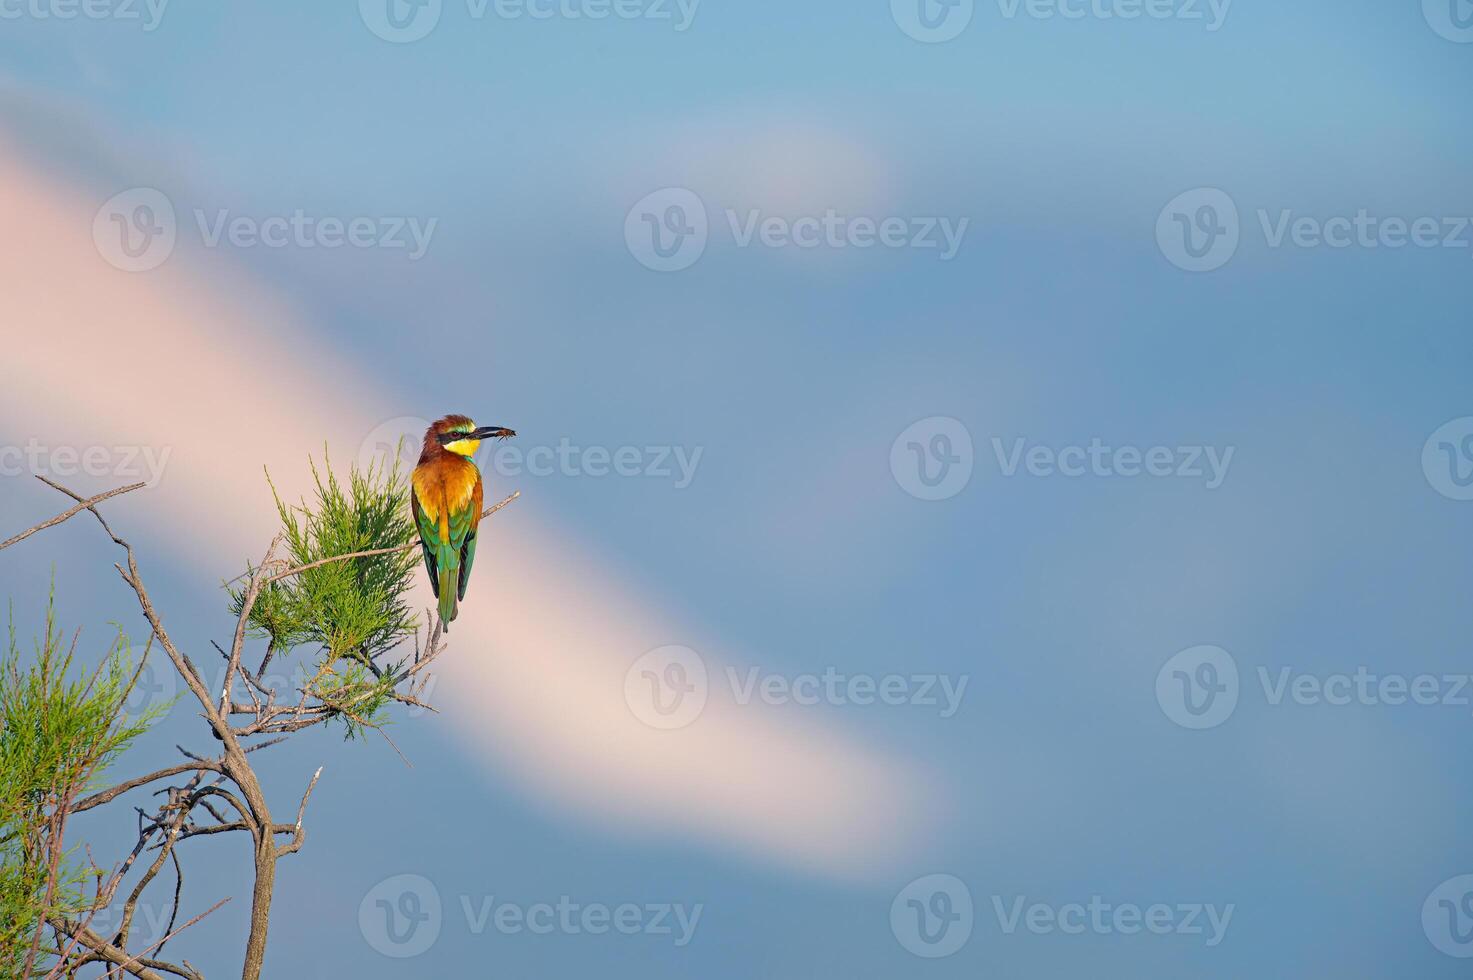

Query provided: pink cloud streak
[0,136,937,878]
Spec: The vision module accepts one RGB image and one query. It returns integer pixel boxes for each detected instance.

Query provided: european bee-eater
[411,415,515,630]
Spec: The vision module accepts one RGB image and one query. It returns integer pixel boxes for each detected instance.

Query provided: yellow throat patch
[442,437,481,457]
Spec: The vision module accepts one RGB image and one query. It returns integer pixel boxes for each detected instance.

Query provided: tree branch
[16,470,510,979]
[0,482,146,553]
[73,763,224,815]
[277,766,323,858]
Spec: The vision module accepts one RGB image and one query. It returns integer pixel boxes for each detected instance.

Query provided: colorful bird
[410,415,515,630]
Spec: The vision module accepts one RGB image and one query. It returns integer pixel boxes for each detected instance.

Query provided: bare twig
[100,897,229,980]
[45,918,174,980]
[0,482,146,553]
[73,762,224,814]
[277,766,323,858]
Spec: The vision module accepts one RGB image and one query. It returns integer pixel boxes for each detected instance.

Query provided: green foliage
[312,663,401,741]
[0,597,166,979]
[232,454,419,662]
[230,453,420,737]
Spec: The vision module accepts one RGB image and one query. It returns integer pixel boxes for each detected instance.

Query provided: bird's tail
[437,544,460,628]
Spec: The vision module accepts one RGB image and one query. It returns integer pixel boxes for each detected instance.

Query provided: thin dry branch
[0,482,146,553]
[73,762,224,814]
[45,919,173,980]
[277,766,323,858]
[99,898,229,980]
[32,477,226,736]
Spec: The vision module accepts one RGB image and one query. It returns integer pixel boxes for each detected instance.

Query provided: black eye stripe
[438,431,476,445]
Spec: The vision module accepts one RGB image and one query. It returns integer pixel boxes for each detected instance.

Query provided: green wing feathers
[412,488,479,626]
[458,531,478,601]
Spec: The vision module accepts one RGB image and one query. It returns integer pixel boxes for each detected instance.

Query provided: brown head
[419,414,517,463]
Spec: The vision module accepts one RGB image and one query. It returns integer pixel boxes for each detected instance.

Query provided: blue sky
[2,0,1472,976]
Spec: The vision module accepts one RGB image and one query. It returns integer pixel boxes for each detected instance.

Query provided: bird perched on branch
[411,415,515,630]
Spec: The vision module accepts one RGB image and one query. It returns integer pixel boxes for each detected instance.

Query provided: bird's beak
[471,426,516,441]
